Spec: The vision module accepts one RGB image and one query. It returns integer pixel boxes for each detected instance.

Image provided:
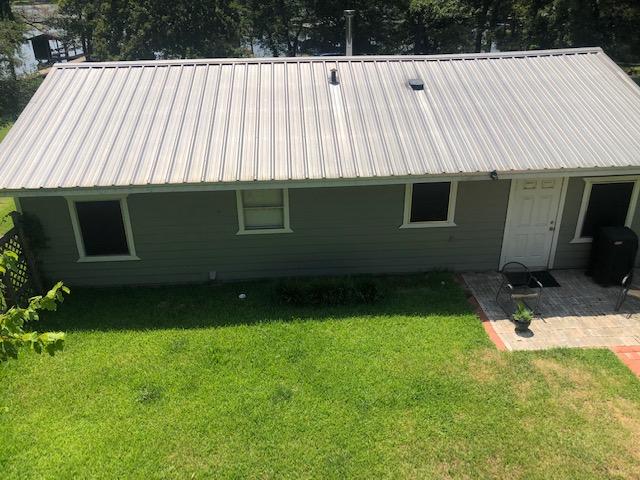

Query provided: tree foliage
[48,0,640,62]
[57,0,248,60]
[0,74,42,122]
[0,0,26,78]
[500,0,640,62]
[0,250,69,362]
[245,0,413,56]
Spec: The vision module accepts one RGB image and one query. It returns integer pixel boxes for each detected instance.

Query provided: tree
[0,250,68,362]
[245,0,311,56]
[0,0,26,78]
[57,0,248,61]
[409,0,474,54]
[245,0,413,57]
[466,0,515,53]
[310,0,413,55]
[55,0,97,58]
[0,0,12,20]
[491,0,640,62]
[38,1,640,64]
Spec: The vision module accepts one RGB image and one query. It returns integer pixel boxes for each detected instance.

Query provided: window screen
[75,200,130,256]
[581,182,634,238]
[410,182,451,223]
[242,189,285,230]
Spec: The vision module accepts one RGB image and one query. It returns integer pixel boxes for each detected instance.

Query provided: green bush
[513,302,533,322]
[0,76,43,123]
[274,277,382,306]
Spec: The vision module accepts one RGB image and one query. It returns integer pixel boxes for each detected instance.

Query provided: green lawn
[0,197,15,234]
[1,274,640,479]
[622,64,640,76]
[0,123,15,234]
[621,63,640,86]
[0,122,12,142]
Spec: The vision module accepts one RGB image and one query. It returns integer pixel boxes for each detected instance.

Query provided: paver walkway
[463,270,640,352]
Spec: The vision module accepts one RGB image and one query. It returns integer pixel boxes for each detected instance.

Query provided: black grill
[588,226,638,286]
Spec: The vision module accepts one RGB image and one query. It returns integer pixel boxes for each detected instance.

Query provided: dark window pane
[410,182,451,222]
[75,201,129,256]
[581,182,634,237]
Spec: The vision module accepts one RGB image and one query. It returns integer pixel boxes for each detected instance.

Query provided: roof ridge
[53,47,604,69]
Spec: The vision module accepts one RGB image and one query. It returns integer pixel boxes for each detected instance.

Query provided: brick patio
[463,269,640,351]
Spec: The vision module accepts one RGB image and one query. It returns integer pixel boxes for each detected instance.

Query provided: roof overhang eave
[3,166,640,198]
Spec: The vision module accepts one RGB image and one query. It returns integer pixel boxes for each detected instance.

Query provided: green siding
[553,177,640,269]
[552,177,589,268]
[20,181,510,286]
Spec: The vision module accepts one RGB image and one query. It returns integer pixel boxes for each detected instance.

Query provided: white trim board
[571,175,640,243]
[548,177,570,269]
[66,195,139,262]
[236,188,292,235]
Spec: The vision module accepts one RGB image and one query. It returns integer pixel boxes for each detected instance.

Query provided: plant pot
[513,318,531,333]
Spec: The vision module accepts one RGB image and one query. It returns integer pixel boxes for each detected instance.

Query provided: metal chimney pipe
[330,68,338,84]
[344,10,355,56]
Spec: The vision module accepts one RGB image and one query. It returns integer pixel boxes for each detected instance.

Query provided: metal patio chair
[495,261,544,315]
[615,270,640,311]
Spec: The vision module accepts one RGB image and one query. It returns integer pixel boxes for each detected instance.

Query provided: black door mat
[530,270,560,288]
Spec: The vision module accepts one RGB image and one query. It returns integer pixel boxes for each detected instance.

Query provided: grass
[621,63,640,86]
[0,197,15,234]
[1,273,640,479]
[0,122,12,142]
[621,64,640,77]
[0,122,15,234]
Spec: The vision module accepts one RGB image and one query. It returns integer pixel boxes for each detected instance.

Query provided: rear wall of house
[20,181,511,286]
[21,177,640,286]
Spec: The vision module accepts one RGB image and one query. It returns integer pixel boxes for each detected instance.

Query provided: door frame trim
[499,176,568,270]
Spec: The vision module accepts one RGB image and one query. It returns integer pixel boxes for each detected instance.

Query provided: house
[1,47,640,286]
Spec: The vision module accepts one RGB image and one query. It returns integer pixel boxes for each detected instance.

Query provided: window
[67,197,138,262]
[572,177,640,242]
[401,181,457,228]
[236,189,292,234]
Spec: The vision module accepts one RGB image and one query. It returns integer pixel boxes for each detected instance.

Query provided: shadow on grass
[39,273,475,332]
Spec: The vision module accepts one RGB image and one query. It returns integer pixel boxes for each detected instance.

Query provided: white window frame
[236,189,292,235]
[571,176,640,243]
[67,195,139,262]
[400,181,458,229]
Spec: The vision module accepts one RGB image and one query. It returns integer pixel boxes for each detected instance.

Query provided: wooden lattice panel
[0,227,35,307]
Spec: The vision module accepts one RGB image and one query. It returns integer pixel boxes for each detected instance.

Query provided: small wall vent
[408,79,424,91]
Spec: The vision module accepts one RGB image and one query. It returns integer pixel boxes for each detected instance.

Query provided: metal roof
[2,47,640,192]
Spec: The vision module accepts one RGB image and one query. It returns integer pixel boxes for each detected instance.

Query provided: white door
[500,178,564,269]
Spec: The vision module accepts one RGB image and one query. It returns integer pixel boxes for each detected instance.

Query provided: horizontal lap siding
[20,180,510,286]
[553,177,640,269]
[553,177,589,268]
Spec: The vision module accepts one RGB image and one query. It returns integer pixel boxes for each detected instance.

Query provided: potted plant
[512,302,533,333]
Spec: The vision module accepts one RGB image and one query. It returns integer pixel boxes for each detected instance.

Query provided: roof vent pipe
[344,10,355,56]
[330,68,338,84]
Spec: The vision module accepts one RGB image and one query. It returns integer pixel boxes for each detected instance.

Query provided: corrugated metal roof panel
[2,47,640,192]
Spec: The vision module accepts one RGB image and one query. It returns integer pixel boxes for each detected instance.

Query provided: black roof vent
[408,78,424,91]
[330,68,339,85]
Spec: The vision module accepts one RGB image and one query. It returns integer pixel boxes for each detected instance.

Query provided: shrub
[275,277,382,306]
[0,251,69,362]
[513,302,533,322]
[0,76,43,123]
